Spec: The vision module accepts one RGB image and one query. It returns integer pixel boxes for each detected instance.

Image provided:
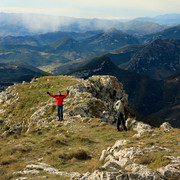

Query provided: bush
[33,75,38,79]
[41,74,50,77]
[3,126,10,132]
[59,149,91,161]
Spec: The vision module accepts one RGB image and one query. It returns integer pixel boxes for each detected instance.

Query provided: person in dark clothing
[114,97,127,131]
[47,90,69,121]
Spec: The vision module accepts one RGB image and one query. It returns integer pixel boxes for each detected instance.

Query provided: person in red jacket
[47,90,69,121]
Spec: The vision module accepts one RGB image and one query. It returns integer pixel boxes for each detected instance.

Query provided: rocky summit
[0,75,179,180]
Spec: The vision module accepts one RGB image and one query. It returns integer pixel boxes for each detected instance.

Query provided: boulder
[132,121,153,138]
[125,118,136,129]
[112,140,128,150]
[160,122,173,132]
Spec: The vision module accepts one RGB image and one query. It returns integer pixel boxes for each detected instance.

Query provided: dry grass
[136,152,171,169]
[0,76,180,179]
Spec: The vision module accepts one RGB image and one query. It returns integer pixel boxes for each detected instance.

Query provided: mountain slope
[71,55,164,119]
[107,44,144,66]
[126,39,180,80]
[0,63,45,82]
[150,71,180,127]
[120,20,167,36]
[0,75,179,179]
[0,31,102,46]
[70,55,180,127]
[80,28,139,52]
[143,25,180,44]
[0,29,140,75]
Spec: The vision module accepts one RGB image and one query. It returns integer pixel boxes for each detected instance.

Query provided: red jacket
[49,93,69,106]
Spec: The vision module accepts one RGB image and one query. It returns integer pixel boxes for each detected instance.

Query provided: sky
[0,0,180,19]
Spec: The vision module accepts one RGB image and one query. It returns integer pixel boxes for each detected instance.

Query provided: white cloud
[0,0,180,18]
[50,0,180,11]
[0,6,78,15]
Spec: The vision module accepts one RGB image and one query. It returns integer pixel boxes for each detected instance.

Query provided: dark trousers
[57,106,63,120]
[117,112,127,131]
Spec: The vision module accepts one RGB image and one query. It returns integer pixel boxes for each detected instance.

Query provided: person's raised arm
[47,92,56,98]
[63,90,69,98]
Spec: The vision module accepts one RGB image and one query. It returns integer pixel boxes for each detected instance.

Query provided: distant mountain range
[70,55,180,127]
[0,29,140,73]
[0,12,168,37]
[0,26,180,79]
[136,14,180,26]
[0,30,102,46]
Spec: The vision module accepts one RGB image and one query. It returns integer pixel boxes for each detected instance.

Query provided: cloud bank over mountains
[0,0,180,18]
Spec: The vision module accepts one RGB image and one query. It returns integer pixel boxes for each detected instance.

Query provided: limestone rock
[0,89,16,105]
[15,177,29,180]
[125,118,136,129]
[14,169,40,175]
[68,76,129,123]
[15,162,80,178]
[125,163,163,179]
[160,122,173,132]
[158,156,180,179]
[102,161,122,170]
[30,78,37,83]
[100,150,108,162]
[132,121,153,138]
[112,140,128,150]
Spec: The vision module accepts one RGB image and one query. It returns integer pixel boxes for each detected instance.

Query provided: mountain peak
[104,28,124,34]
[50,36,77,50]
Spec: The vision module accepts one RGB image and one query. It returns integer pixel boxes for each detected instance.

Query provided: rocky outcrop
[0,88,17,105]
[14,162,80,177]
[25,75,128,132]
[68,75,128,122]
[125,118,153,138]
[73,140,178,180]
[0,75,128,134]
[158,156,180,179]
[160,122,173,132]
[72,121,178,180]
[72,170,163,180]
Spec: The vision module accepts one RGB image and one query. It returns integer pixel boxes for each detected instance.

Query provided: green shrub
[3,126,10,132]
[41,74,50,77]
[59,149,91,160]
